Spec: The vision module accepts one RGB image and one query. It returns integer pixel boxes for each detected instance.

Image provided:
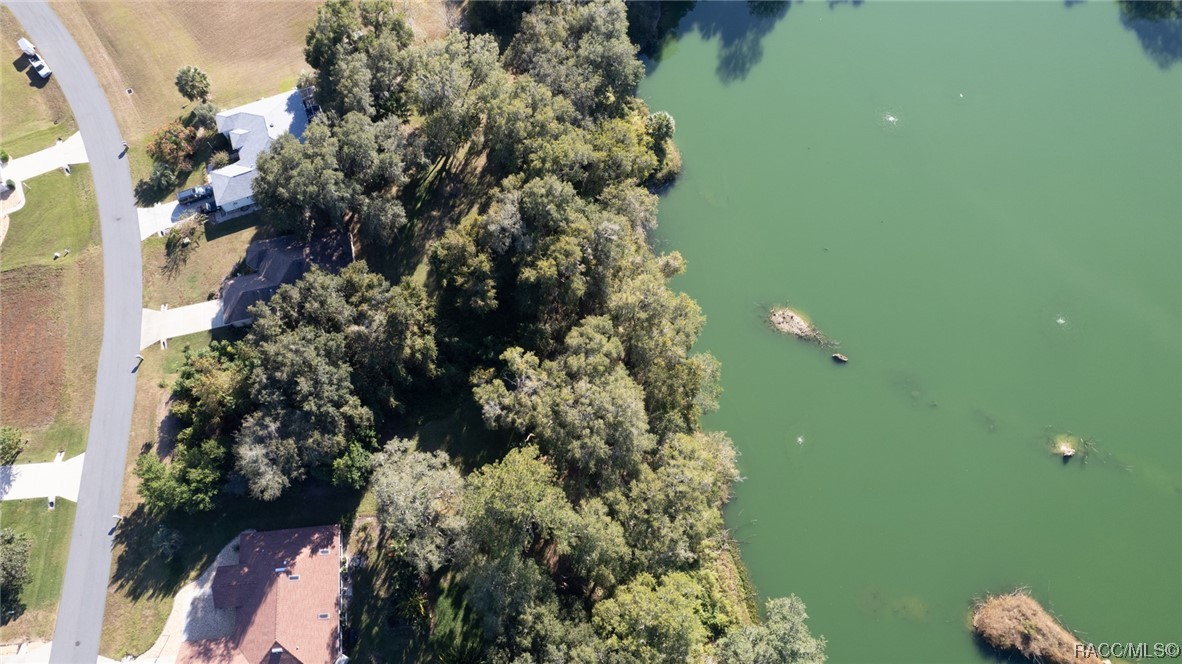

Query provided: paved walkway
[0,452,85,502]
[3,132,89,182]
[140,301,227,350]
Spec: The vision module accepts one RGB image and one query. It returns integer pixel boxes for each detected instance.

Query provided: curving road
[4,2,142,662]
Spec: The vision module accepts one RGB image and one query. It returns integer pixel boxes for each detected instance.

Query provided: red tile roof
[178,525,342,664]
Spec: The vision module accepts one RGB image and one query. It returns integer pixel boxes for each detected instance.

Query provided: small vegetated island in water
[972,590,1101,664]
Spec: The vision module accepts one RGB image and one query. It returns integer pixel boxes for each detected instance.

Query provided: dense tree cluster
[144,1,824,660]
[136,264,437,506]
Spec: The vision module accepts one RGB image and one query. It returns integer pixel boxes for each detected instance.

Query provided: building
[211,89,310,213]
[177,525,344,664]
[220,231,353,326]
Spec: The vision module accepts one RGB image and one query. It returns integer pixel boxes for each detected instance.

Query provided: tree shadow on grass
[109,480,365,602]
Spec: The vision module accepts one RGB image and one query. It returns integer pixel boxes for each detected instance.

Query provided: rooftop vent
[318,613,331,619]
[288,575,301,581]
[319,548,331,555]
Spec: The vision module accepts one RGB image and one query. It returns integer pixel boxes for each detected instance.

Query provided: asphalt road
[4,2,143,662]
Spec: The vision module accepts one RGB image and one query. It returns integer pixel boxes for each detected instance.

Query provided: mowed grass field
[141,212,271,309]
[0,499,77,644]
[0,7,77,158]
[1,165,100,272]
[50,1,319,143]
[0,166,102,464]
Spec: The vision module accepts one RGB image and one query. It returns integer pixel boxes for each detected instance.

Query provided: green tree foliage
[592,572,710,664]
[611,431,739,571]
[405,30,504,165]
[252,122,353,236]
[305,0,414,119]
[0,528,32,618]
[714,596,828,664]
[233,265,436,500]
[253,114,411,239]
[504,1,645,119]
[474,317,655,493]
[0,426,26,464]
[175,65,211,102]
[371,438,464,576]
[147,162,178,192]
[186,101,219,131]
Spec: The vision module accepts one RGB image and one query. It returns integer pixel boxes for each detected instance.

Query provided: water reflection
[1116,0,1182,68]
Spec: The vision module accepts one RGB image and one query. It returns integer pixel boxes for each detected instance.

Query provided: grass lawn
[142,212,270,309]
[0,250,103,463]
[0,7,78,159]
[0,499,77,643]
[1,165,99,273]
[48,1,456,145]
[50,0,318,143]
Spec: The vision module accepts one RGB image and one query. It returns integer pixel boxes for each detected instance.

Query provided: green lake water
[638,2,1182,661]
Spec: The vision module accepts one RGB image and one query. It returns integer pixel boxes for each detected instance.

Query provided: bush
[151,525,184,559]
[147,120,197,170]
[210,150,231,169]
[187,101,219,131]
[0,149,9,164]
[0,426,26,464]
[4,179,14,191]
[148,162,178,191]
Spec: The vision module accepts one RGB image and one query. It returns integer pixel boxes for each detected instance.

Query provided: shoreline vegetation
[115,1,826,661]
[972,589,1100,664]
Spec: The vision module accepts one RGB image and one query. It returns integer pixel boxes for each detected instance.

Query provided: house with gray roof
[211,89,310,213]
[221,232,352,325]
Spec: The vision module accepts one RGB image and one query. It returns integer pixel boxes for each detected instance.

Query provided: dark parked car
[177,185,212,204]
[198,201,221,215]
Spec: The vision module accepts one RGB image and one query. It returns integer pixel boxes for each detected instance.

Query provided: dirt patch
[971,589,1099,664]
[0,265,66,426]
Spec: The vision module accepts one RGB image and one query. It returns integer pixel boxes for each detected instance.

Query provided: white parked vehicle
[17,37,52,79]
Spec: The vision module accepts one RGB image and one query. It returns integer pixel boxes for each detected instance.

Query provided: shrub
[147,120,197,170]
[210,150,231,169]
[187,101,219,131]
[0,149,9,164]
[148,162,178,191]
[0,426,26,464]
[4,179,14,191]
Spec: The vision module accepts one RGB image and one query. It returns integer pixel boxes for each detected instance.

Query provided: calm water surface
[639,2,1182,661]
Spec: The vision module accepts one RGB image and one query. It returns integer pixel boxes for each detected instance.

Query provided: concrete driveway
[137,200,206,240]
[3,131,89,182]
[0,452,85,502]
[140,300,227,349]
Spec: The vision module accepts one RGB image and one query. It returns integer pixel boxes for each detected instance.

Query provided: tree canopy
[145,1,826,660]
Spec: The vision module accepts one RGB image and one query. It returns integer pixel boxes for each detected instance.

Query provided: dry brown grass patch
[0,265,66,427]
